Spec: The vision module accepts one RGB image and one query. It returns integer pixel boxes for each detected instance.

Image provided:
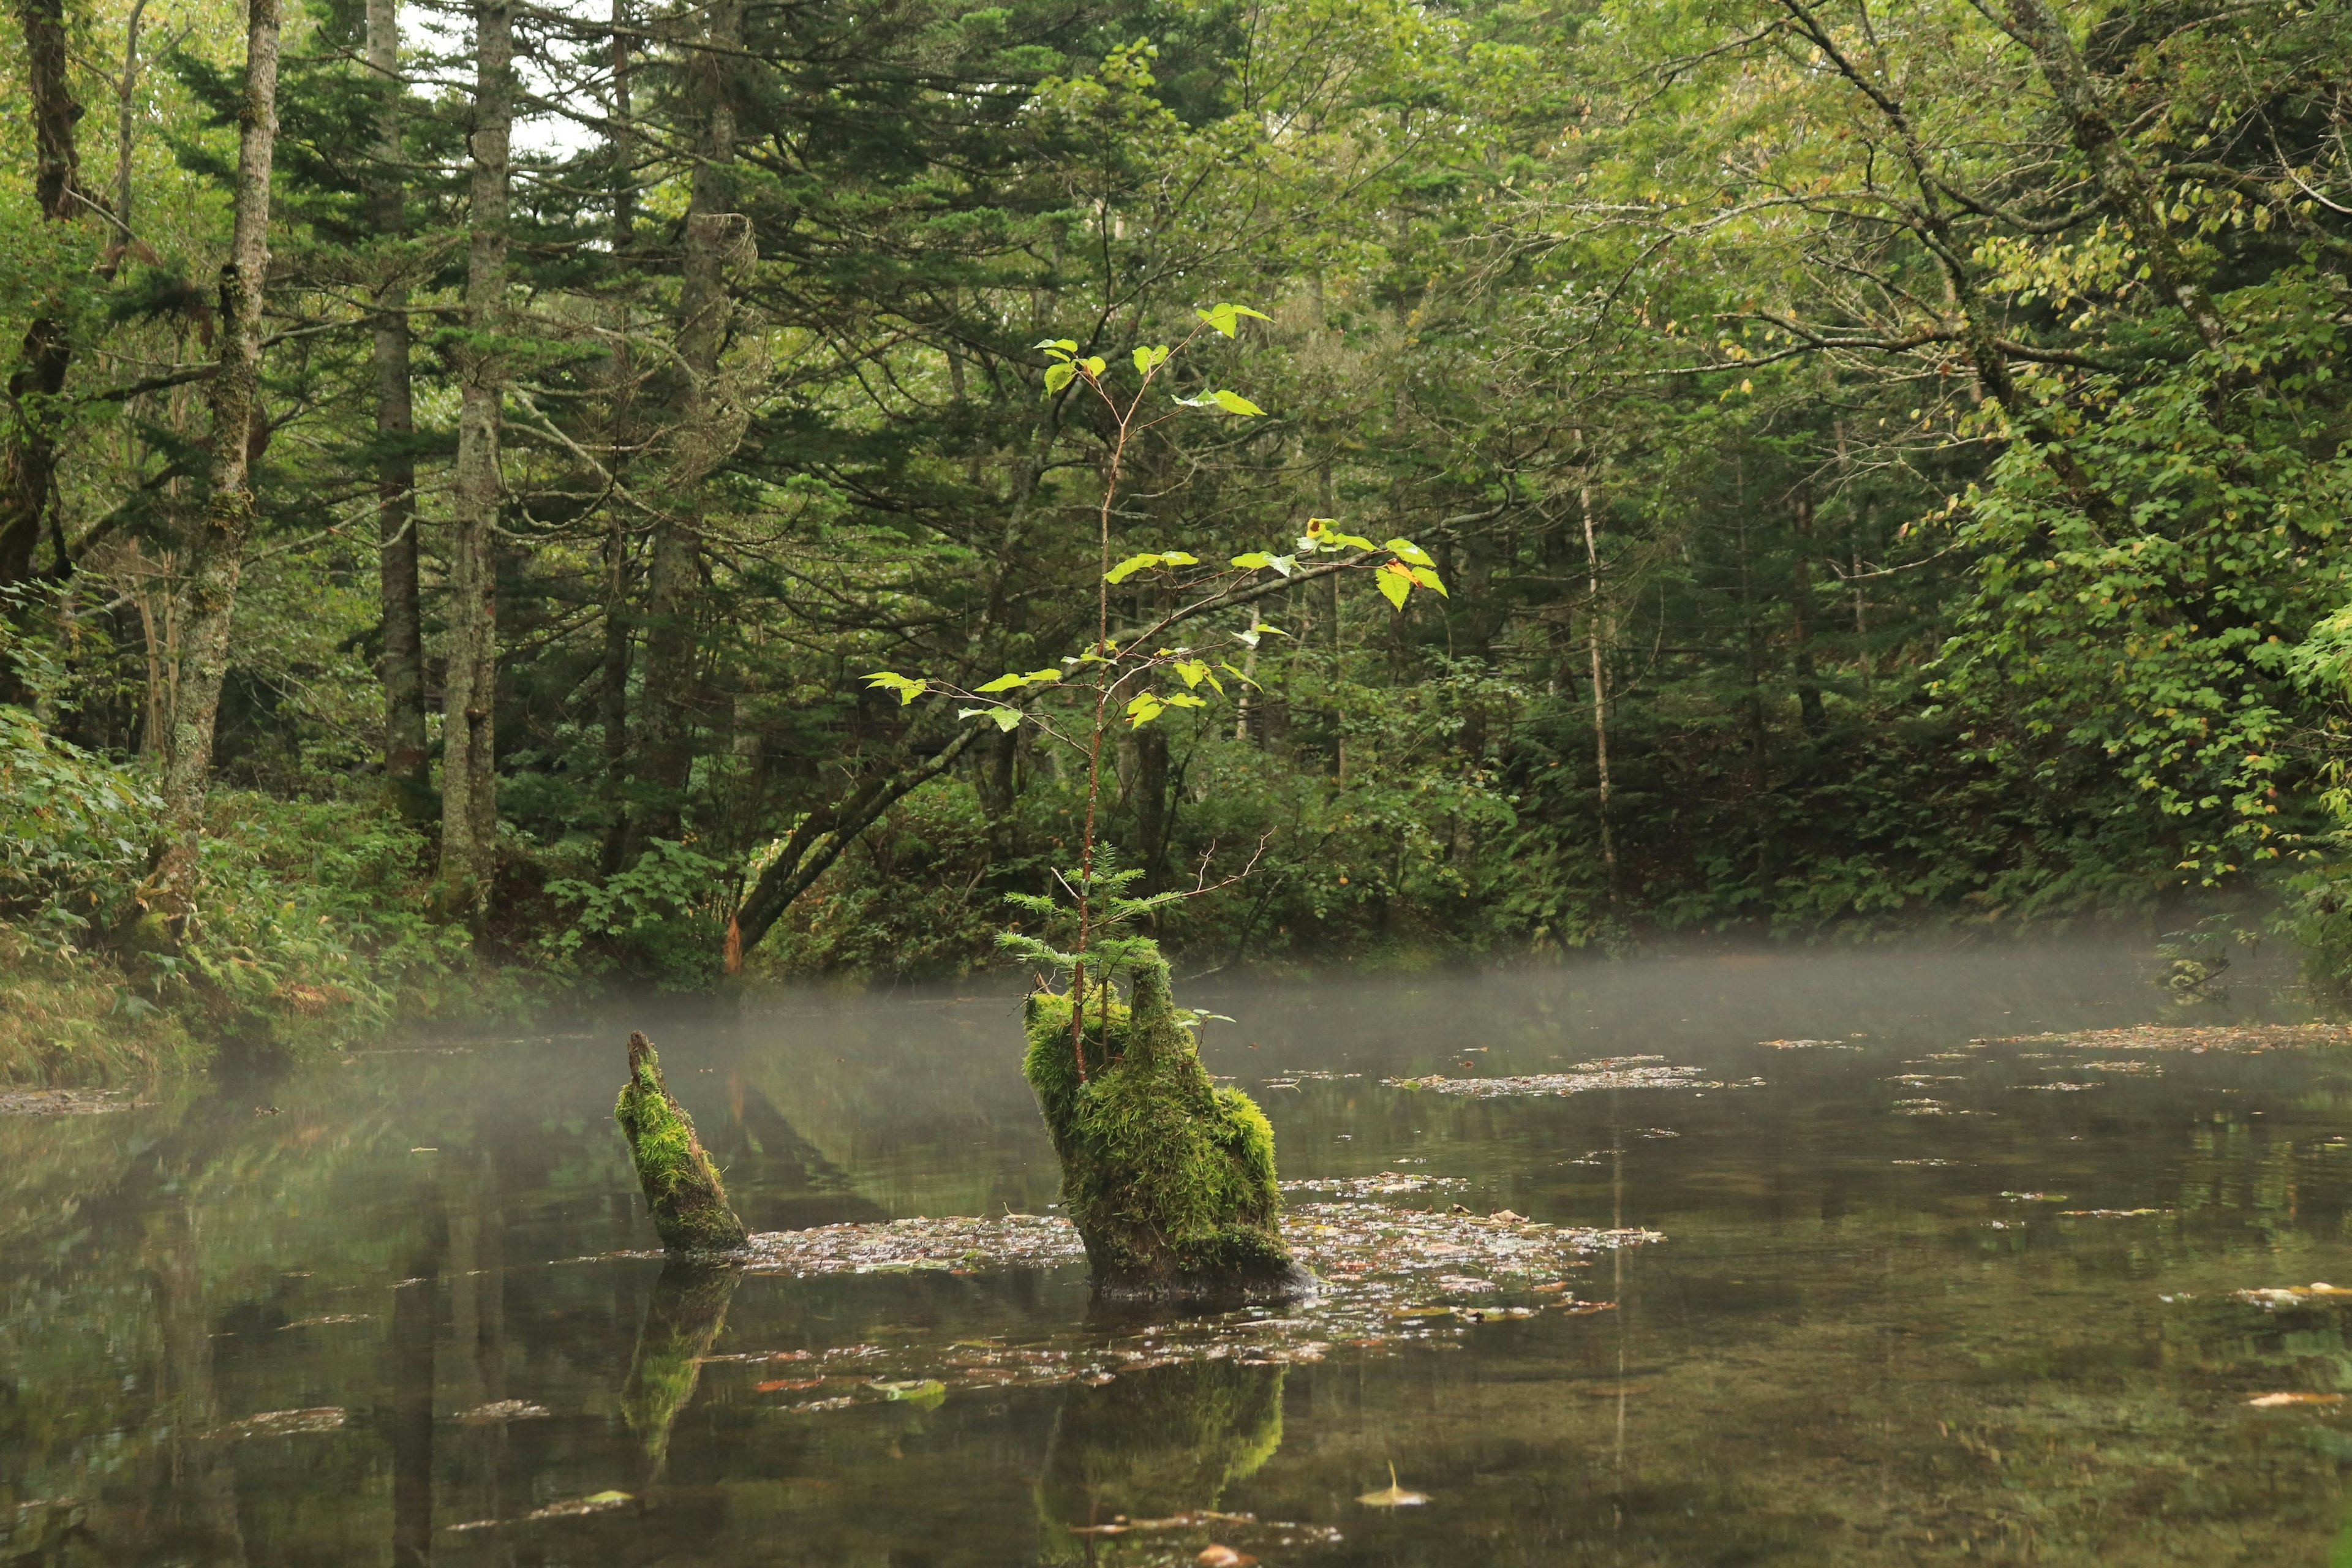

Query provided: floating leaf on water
[1758,1039,1845,1049]
[2248,1391,2346,1408]
[1197,1547,1256,1567]
[1982,1023,2352,1054]
[2016,1082,2104,1092]
[2060,1208,2166,1218]
[524,1491,632,1520]
[867,1379,947,1406]
[755,1378,826,1393]
[1357,1463,1429,1507]
[1383,1064,1760,1098]
[457,1400,551,1424]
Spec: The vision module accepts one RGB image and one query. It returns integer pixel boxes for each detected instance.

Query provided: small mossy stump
[615,1031,748,1254]
[1022,942,1310,1303]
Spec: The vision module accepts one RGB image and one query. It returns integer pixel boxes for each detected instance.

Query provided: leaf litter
[709,1197,1656,1417]
[1383,1057,1762,1097]
[222,1408,345,1439]
[1978,1023,2352,1054]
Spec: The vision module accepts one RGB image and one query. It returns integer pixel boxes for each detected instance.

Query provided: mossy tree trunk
[615,1032,747,1254]
[1022,940,1305,1302]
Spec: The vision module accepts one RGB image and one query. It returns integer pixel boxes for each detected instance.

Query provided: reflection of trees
[621,1261,740,1483]
[142,1194,248,1568]
[1036,1362,1285,1564]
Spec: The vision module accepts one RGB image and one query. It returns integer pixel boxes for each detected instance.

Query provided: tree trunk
[628,0,747,857]
[1790,491,1826,739]
[368,0,427,808]
[597,1,636,876]
[0,0,85,630]
[150,0,280,917]
[439,0,511,917]
[1578,449,1617,895]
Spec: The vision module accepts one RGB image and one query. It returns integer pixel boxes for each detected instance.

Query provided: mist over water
[7,940,2350,1565]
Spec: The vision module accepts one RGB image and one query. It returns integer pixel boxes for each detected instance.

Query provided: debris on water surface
[2001,1192,2068,1202]
[1272,1070,1362,1082]
[224,1407,345,1439]
[449,1490,636,1530]
[458,1400,551,1423]
[739,1213,1082,1276]
[1893,1098,1985,1117]
[1758,1039,1852,1049]
[278,1314,370,1330]
[1280,1172,1466,1197]
[2247,1392,2346,1408]
[2076,1060,2160,1074]
[1357,1463,1430,1507]
[1891,1158,1960,1166]
[2234,1283,2352,1308]
[0,1088,136,1116]
[1382,1059,1762,1097]
[2060,1207,2166,1218]
[1980,1023,2352,1054]
[1888,1074,1966,1085]
[2016,1082,2104,1092]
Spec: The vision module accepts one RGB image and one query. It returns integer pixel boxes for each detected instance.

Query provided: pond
[6,943,2352,1566]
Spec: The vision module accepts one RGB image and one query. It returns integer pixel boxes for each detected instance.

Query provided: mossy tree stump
[1022,942,1308,1302]
[616,1031,747,1254]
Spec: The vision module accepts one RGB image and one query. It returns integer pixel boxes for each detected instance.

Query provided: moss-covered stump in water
[622,1260,740,1480]
[1022,943,1310,1303]
[615,1031,747,1254]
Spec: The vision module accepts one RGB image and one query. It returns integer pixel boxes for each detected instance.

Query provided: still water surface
[8,944,2352,1566]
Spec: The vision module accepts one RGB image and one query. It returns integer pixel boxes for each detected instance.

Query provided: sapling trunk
[615,1031,747,1253]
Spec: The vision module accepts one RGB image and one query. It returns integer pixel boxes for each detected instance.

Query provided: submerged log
[1022,941,1311,1303]
[622,1260,740,1480]
[615,1031,747,1254]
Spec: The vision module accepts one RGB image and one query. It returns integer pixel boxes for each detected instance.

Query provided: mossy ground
[615,1033,748,1253]
[1022,941,1294,1292]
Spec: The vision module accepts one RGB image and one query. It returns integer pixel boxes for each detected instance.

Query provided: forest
[4,0,2352,1080]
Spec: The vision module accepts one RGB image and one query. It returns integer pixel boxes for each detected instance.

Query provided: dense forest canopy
[4,0,2352,1065]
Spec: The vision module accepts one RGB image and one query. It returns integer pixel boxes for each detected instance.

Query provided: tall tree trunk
[439,0,511,917]
[368,0,427,806]
[151,0,280,916]
[0,0,85,637]
[597,0,636,876]
[628,0,747,857]
[1790,491,1826,739]
[1578,448,1617,897]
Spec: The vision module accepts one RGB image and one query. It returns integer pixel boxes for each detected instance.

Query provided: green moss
[1020,941,1295,1293]
[614,1031,748,1254]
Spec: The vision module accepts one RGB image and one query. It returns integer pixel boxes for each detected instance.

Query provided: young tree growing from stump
[864,307,1449,1300]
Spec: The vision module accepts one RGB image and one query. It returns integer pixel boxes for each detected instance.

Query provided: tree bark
[616,1032,746,1253]
[597,1,636,876]
[150,0,280,916]
[1790,491,1826,739]
[627,0,747,857]
[1578,450,1617,895]
[439,0,511,917]
[0,0,85,616]
[368,0,427,806]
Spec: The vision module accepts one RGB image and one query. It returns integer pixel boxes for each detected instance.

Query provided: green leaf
[1034,337,1078,353]
[1081,355,1106,377]
[1408,565,1449,596]
[955,706,1022,732]
[1025,668,1061,682]
[1158,550,1200,566]
[1385,537,1436,567]
[864,671,927,704]
[1229,551,1273,570]
[1376,565,1411,611]
[1125,692,1166,727]
[974,672,1028,693]
[1233,305,1271,322]
[1164,692,1208,709]
[1106,552,1164,584]
[1132,345,1155,375]
[1174,658,1210,688]
[1219,660,1262,690]
[1209,389,1265,416]
[1197,303,1239,337]
[1044,361,1076,394]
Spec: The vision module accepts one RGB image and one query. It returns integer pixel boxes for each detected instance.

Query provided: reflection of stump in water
[1037,1361,1286,1563]
[615,1032,747,1254]
[621,1261,741,1482]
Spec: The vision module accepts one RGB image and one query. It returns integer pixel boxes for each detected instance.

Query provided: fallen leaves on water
[754,1378,826,1393]
[525,1490,633,1520]
[1384,1060,1762,1097]
[0,1088,135,1117]
[224,1407,345,1439]
[2060,1208,2166,1218]
[278,1314,371,1330]
[2001,1192,2068,1203]
[457,1400,551,1424]
[1358,1463,1430,1507]
[1197,1546,1257,1567]
[1979,1023,2352,1054]
[867,1379,946,1407]
[2234,1283,2352,1308]
[2016,1082,2105,1093]
[741,1213,1082,1277]
[1759,1039,1852,1049]
[1280,1172,1466,1197]
[2076,1060,2160,1074]
[2247,1392,2346,1408]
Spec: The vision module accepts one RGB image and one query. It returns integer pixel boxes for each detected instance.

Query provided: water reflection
[5,942,2352,1564]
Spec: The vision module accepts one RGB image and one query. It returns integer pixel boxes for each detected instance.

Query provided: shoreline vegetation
[9,2,2352,1085]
